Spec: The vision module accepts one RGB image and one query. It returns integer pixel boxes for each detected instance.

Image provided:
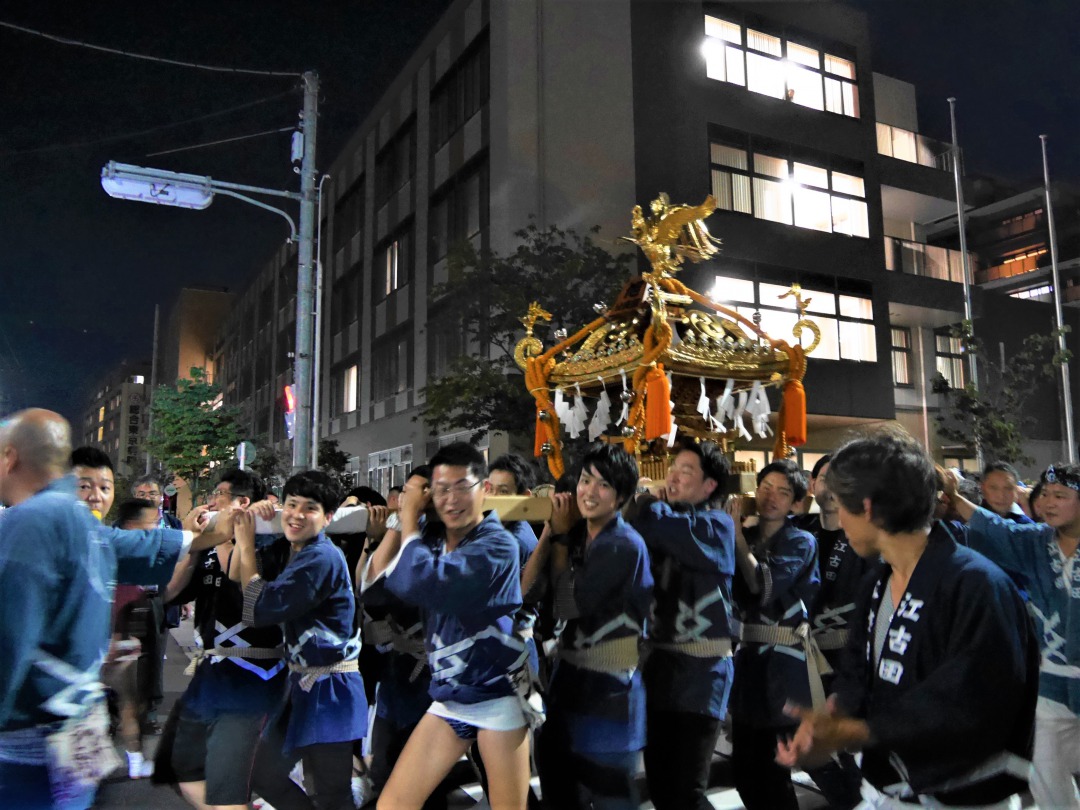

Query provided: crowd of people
[2,405,1079,810]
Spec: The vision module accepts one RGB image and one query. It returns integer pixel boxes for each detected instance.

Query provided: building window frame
[891,327,913,387]
[934,330,966,390]
[703,13,859,118]
[709,134,868,238]
[710,273,877,363]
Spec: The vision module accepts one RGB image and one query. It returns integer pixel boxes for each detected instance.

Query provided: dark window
[372,335,410,401]
[375,121,416,207]
[332,176,365,255]
[430,35,490,149]
[430,160,487,261]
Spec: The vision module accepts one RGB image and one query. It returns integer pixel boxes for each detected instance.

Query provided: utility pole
[293,70,320,472]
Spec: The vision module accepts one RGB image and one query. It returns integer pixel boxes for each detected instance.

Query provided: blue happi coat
[731,518,819,728]
[377,511,527,706]
[243,534,367,751]
[0,477,186,735]
[833,524,1037,805]
[966,507,1080,714]
[811,525,875,670]
[632,500,735,719]
[548,513,653,754]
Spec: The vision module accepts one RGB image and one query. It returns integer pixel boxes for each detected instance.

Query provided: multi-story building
[214,0,1080,487]
[159,286,234,387]
[80,361,152,477]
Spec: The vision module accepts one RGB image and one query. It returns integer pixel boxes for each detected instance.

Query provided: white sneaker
[351,774,375,807]
[126,751,154,779]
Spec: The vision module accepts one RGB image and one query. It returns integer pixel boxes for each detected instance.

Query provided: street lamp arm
[213,188,297,242]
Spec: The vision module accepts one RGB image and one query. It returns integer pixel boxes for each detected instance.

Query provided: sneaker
[351,774,375,807]
[126,751,154,779]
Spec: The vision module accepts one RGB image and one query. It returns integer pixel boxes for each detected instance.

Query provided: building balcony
[975,249,1047,284]
[884,236,973,284]
[876,123,957,173]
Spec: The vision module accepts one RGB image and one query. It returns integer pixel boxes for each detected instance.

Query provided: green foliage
[420,222,635,442]
[932,321,1072,465]
[317,438,353,493]
[247,440,287,490]
[145,367,243,497]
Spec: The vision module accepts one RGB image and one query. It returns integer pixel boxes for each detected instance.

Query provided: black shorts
[171,709,267,805]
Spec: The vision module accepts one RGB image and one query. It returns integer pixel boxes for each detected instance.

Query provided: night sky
[1,0,1077,425]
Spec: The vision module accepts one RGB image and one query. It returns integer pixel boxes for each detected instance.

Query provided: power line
[0,89,297,156]
[0,19,301,77]
[147,126,294,157]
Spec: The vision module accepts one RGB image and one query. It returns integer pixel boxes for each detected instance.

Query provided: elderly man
[0,409,230,809]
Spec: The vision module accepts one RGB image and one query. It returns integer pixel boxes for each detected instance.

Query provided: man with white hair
[0,408,231,809]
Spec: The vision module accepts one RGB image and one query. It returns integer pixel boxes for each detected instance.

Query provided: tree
[248,440,287,492]
[145,367,243,498]
[318,438,353,492]
[932,321,1072,465]
[420,222,635,442]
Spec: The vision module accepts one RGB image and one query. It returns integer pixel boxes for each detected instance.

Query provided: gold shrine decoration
[516,193,819,477]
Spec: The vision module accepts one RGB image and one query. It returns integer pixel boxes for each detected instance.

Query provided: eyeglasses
[432,480,482,499]
[134,490,161,499]
[211,489,232,498]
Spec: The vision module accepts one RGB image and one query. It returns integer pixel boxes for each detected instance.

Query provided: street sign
[164,484,178,497]
[237,441,257,471]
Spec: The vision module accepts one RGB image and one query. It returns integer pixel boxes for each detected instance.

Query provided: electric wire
[0,90,297,156]
[146,126,294,157]
[0,19,301,77]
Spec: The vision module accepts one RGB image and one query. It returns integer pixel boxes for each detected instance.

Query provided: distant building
[159,286,234,386]
[80,361,152,477]
[213,0,1080,485]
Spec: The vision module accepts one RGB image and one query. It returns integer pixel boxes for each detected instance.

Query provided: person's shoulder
[598,514,648,551]
[780,519,816,544]
[949,541,1025,595]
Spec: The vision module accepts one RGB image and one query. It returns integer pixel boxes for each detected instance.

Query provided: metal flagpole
[1040,134,1077,463]
[948,97,983,469]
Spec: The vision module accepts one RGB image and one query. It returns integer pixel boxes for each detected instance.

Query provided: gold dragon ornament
[516,194,819,479]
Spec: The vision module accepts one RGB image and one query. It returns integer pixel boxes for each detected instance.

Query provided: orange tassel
[644,364,672,440]
[783,380,806,446]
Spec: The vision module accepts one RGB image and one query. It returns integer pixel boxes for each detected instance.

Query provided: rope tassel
[783,379,807,446]
[644,363,672,440]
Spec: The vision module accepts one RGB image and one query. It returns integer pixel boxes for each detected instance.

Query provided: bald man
[0,409,232,809]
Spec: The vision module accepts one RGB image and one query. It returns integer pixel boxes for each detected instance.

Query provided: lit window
[935,332,965,389]
[704,15,858,118]
[710,274,876,362]
[383,240,400,297]
[710,139,868,239]
[891,327,913,387]
[343,365,358,413]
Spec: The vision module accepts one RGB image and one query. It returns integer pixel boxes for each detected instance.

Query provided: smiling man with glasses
[362,442,534,810]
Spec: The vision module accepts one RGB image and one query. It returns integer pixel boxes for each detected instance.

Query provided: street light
[101,71,320,474]
[101,161,299,240]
